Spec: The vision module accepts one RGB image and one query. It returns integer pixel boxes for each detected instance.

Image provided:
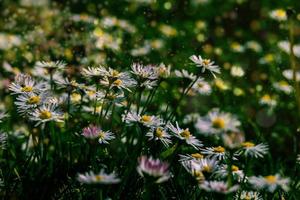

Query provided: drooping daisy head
[238,142,269,158]
[199,181,239,194]
[201,146,227,160]
[137,156,170,183]
[35,60,66,73]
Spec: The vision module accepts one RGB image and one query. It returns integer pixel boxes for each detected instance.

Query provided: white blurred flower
[270,9,287,21]
[273,81,293,94]
[249,174,290,192]
[77,170,120,184]
[199,181,239,194]
[230,66,245,77]
[195,108,241,135]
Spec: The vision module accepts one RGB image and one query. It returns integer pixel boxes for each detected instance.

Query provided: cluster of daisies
[8,55,291,198]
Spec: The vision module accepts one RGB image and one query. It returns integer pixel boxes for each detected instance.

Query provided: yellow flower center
[275,10,286,18]
[107,93,116,100]
[202,59,211,66]
[158,67,167,76]
[27,96,40,104]
[261,94,271,101]
[197,82,204,88]
[141,115,152,123]
[191,153,204,159]
[231,165,239,172]
[87,90,96,97]
[39,110,52,119]
[155,128,164,138]
[212,117,225,129]
[279,81,288,87]
[180,129,191,138]
[241,142,255,148]
[244,193,251,200]
[264,175,277,184]
[21,86,33,92]
[95,175,104,181]
[112,70,120,77]
[113,79,122,86]
[70,80,78,87]
[98,131,105,139]
[213,146,225,153]
[193,170,204,179]
[202,165,211,173]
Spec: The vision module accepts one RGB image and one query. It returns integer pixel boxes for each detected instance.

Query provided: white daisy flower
[81,66,106,79]
[189,55,220,78]
[30,102,63,126]
[145,127,172,147]
[234,191,263,200]
[259,94,277,107]
[199,181,239,194]
[195,108,241,135]
[181,157,219,175]
[14,92,47,115]
[282,69,300,81]
[131,63,158,80]
[9,74,47,95]
[82,125,115,144]
[246,41,262,52]
[174,69,196,80]
[201,146,228,160]
[35,60,66,72]
[122,111,162,128]
[248,174,290,192]
[273,81,293,94]
[137,156,170,183]
[131,63,158,89]
[156,63,171,78]
[213,164,244,182]
[230,66,245,77]
[238,142,268,158]
[191,79,212,95]
[269,9,287,21]
[167,122,203,149]
[77,170,120,184]
[179,153,204,162]
[100,75,136,92]
[278,41,300,58]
